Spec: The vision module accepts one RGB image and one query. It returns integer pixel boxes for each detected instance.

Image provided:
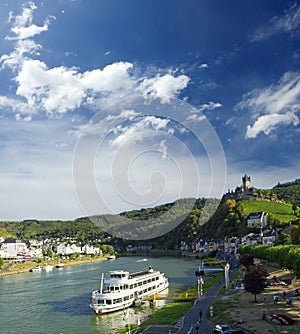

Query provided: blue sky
[0,0,299,221]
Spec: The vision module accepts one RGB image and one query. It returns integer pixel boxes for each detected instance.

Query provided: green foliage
[239,244,300,277]
[0,177,299,249]
[0,257,4,269]
[100,244,114,255]
[276,232,290,245]
[272,179,300,206]
[291,225,300,244]
[240,200,296,223]
[0,218,107,240]
[201,199,247,238]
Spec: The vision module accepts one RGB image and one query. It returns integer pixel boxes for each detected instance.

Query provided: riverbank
[0,255,108,277]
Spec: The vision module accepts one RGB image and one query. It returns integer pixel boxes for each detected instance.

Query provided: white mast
[100,273,104,293]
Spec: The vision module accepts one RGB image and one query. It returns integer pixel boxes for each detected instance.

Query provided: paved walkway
[143,276,226,334]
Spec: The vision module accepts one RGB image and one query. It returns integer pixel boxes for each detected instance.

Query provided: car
[213,324,232,333]
[222,330,245,334]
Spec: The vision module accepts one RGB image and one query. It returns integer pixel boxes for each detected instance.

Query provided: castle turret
[242,174,251,191]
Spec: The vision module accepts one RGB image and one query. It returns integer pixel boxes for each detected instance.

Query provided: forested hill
[0,178,299,246]
[272,179,300,206]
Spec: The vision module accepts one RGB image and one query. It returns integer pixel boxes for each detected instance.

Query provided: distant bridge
[142,292,198,301]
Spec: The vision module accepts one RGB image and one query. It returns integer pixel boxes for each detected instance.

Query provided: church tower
[242,174,251,191]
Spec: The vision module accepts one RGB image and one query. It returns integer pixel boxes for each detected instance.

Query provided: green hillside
[272,179,300,206]
[239,200,296,223]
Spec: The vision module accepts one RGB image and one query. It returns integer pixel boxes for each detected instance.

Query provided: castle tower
[242,174,251,191]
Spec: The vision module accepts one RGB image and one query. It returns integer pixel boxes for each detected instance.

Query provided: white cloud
[1,2,53,71]
[0,95,37,116]
[110,116,170,147]
[159,139,168,160]
[7,2,54,41]
[246,112,299,138]
[236,71,300,138]
[198,101,222,112]
[140,73,190,103]
[186,113,206,123]
[250,3,300,42]
[199,63,208,69]
[0,4,189,118]
[81,62,134,92]
[186,101,221,122]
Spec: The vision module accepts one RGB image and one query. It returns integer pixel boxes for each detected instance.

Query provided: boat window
[138,282,142,286]
[106,299,112,304]
[97,299,105,305]
[130,285,133,289]
[134,283,138,288]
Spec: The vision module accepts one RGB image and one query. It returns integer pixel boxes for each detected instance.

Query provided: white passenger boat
[90,266,169,314]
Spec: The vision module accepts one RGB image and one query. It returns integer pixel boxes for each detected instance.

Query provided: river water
[0,256,202,334]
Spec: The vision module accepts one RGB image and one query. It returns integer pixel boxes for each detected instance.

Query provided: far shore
[0,251,182,278]
[0,255,108,278]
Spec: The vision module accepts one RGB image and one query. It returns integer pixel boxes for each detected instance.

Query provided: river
[0,256,202,334]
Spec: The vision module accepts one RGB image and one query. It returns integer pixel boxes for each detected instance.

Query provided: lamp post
[225,262,230,291]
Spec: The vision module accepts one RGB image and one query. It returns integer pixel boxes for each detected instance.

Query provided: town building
[247,211,268,228]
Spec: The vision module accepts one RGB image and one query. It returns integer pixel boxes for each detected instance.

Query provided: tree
[0,257,4,269]
[243,265,268,302]
[239,253,255,269]
[276,232,290,245]
[292,203,298,215]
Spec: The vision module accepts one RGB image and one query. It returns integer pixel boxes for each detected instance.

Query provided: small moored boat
[42,264,53,272]
[29,265,42,272]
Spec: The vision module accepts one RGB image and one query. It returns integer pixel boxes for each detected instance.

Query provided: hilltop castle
[225,174,258,201]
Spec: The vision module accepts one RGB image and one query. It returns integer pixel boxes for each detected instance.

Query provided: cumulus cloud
[0,3,190,119]
[236,71,300,138]
[110,116,171,147]
[1,2,54,71]
[140,73,190,104]
[250,3,300,42]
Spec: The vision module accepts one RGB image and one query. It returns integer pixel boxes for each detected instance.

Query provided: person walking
[199,309,203,322]
[195,321,200,333]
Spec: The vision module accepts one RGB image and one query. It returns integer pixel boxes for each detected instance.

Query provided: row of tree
[239,244,300,277]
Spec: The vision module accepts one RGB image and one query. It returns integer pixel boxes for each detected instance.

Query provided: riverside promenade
[142,275,226,334]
